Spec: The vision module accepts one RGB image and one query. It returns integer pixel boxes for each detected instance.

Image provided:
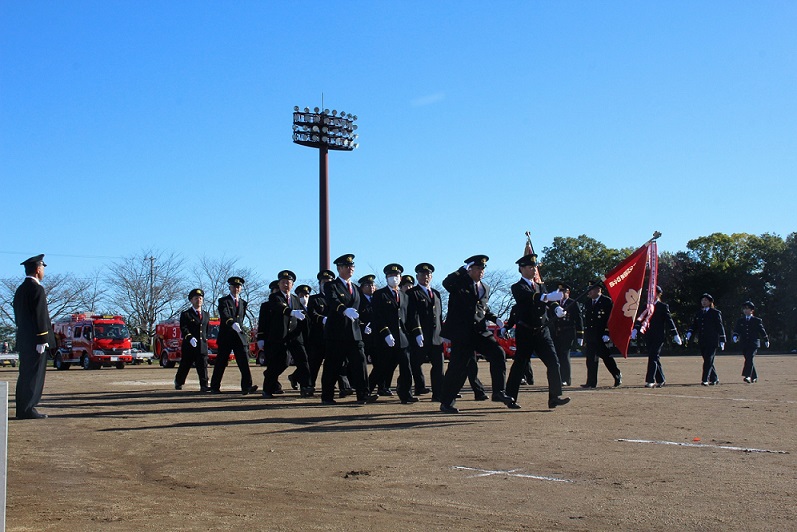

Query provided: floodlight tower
[292,106,359,271]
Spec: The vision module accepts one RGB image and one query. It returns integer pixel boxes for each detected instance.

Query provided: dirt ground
[2,352,795,531]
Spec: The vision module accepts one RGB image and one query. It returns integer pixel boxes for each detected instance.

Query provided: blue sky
[2,1,795,283]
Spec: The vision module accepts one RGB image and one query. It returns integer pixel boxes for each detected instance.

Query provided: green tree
[540,235,629,295]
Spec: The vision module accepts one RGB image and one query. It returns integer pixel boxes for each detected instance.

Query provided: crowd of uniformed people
[11,252,771,420]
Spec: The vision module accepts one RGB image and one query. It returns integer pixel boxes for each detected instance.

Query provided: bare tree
[483,268,515,320]
[76,270,110,314]
[106,249,185,341]
[189,256,266,330]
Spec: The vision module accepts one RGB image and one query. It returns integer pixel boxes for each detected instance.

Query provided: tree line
[1,232,795,351]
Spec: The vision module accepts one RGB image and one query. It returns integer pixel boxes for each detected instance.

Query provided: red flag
[603,243,650,357]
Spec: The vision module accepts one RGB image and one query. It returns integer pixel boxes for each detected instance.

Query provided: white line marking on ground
[617,438,789,454]
[452,466,573,482]
[111,380,176,386]
[579,389,797,404]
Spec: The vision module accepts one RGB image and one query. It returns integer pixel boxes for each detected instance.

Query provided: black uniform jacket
[324,278,363,342]
[406,285,443,345]
[307,293,328,346]
[511,278,555,332]
[640,301,677,345]
[554,297,584,339]
[583,295,613,343]
[732,316,768,349]
[218,294,247,346]
[687,307,726,347]
[441,267,499,343]
[256,301,270,344]
[13,277,54,352]
[372,286,410,349]
[180,307,209,356]
[267,291,304,344]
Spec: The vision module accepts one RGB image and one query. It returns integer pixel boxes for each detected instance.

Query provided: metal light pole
[292,106,359,271]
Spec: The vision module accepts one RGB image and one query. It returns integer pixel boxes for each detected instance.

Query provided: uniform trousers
[742,346,758,380]
[700,345,719,383]
[507,327,562,401]
[175,351,209,387]
[210,339,253,391]
[440,334,506,406]
[553,331,575,384]
[411,343,444,397]
[645,341,666,384]
[369,343,412,400]
[321,340,368,402]
[16,348,48,417]
[263,339,310,393]
[584,339,620,387]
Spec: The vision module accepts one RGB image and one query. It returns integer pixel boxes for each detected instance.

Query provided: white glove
[416,334,424,347]
[232,322,242,333]
[674,335,682,346]
[554,306,565,318]
[601,335,610,343]
[36,343,48,354]
[322,316,328,325]
[496,318,505,329]
[719,342,725,351]
[765,341,770,348]
[343,308,359,320]
[440,337,450,344]
[364,322,372,335]
[257,340,264,350]
[190,337,198,348]
[630,329,638,340]
[577,338,584,346]
[732,335,739,343]
[543,291,563,302]
[385,334,396,347]
[499,327,506,338]
[686,332,692,341]
[291,310,306,320]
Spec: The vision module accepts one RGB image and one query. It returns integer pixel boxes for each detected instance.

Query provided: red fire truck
[52,314,134,370]
[154,317,227,368]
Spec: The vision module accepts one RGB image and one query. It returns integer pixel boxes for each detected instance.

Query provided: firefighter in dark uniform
[439,255,515,413]
[210,276,258,394]
[256,279,279,369]
[287,284,313,390]
[306,270,352,395]
[13,254,54,419]
[582,281,622,388]
[550,282,583,386]
[262,270,313,398]
[358,274,386,393]
[406,263,442,399]
[686,293,726,385]
[731,301,769,383]
[370,264,417,404]
[175,288,211,392]
[633,285,681,388]
[507,254,570,409]
[321,254,377,405]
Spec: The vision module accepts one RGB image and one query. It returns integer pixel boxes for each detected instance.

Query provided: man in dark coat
[633,286,681,388]
[13,254,54,419]
[731,301,769,383]
[261,270,313,398]
[321,254,377,405]
[210,276,258,394]
[582,282,622,388]
[175,288,211,392]
[686,293,726,385]
[507,254,570,409]
[370,264,417,404]
[406,263,443,400]
[438,255,515,413]
[550,282,583,386]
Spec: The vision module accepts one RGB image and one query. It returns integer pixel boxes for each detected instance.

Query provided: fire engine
[52,314,134,370]
[154,317,228,368]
